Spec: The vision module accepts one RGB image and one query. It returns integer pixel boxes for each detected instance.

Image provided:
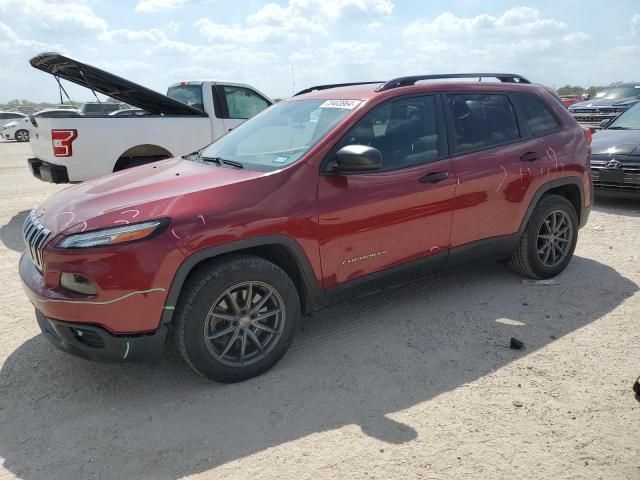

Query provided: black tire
[509,194,578,279]
[15,129,29,142]
[175,255,300,382]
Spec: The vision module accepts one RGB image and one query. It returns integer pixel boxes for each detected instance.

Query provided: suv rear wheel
[509,194,578,279]
[175,255,300,382]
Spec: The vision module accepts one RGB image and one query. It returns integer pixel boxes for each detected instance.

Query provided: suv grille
[23,209,51,271]
[591,155,640,193]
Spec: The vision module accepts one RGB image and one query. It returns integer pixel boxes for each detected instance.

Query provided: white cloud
[632,14,640,35]
[0,0,107,32]
[366,21,383,32]
[0,21,52,50]
[135,0,188,13]
[405,7,566,37]
[197,0,393,44]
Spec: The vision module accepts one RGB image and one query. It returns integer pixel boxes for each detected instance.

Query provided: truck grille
[23,209,51,271]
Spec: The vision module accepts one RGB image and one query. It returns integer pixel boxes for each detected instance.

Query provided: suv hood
[591,129,640,155]
[30,52,207,117]
[35,158,266,235]
[569,98,640,110]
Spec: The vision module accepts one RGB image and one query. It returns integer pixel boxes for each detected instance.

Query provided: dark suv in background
[569,82,640,131]
[20,73,592,382]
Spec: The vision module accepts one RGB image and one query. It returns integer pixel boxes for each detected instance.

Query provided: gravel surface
[0,140,639,480]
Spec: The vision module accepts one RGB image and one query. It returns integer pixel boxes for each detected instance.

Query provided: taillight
[51,129,77,157]
[583,127,592,145]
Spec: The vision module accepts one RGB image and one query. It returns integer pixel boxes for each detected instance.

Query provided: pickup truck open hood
[30,52,207,117]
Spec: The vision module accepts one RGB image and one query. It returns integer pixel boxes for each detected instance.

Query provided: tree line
[556,85,602,97]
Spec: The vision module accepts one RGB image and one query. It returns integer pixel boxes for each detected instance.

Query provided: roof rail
[376,73,531,92]
[294,81,383,96]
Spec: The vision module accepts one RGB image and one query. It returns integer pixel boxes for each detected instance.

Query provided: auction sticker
[319,99,362,109]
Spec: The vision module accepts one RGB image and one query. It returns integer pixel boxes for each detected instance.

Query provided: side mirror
[599,119,610,129]
[333,145,382,173]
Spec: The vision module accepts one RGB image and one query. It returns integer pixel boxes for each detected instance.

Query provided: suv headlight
[57,219,168,249]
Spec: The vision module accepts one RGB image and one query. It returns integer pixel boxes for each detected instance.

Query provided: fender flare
[159,235,325,325]
[517,176,587,235]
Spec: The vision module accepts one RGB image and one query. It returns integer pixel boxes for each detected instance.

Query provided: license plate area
[599,169,624,184]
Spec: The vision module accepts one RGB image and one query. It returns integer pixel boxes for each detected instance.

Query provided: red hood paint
[37,157,267,235]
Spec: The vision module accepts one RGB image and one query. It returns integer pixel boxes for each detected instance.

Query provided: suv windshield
[594,86,640,100]
[198,99,360,171]
[608,103,640,130]
[167,84,204,111]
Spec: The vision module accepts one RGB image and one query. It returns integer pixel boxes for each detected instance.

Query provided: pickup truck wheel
[509,194,578,279]
[175,255,300,382]
[15,129,29,142]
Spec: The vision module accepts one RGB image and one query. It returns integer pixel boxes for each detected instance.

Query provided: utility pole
[291,64,295,96]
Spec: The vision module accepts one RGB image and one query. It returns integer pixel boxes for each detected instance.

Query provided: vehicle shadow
[0,210,29,252]
[593,195,640,218]
[0,256,636,479]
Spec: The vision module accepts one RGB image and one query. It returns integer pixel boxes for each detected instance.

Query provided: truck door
[214,85,272,133]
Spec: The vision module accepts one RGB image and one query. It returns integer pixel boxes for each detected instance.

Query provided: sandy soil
[0,140,638,480]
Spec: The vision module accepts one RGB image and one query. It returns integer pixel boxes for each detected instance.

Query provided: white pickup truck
[27,53,273,183]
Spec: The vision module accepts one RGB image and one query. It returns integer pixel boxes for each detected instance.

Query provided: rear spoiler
[30,52,207,117]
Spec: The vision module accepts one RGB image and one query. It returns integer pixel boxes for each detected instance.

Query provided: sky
[1,0,639,103]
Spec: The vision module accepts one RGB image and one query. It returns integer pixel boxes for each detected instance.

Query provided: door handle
[520,152,539,162]
[419,171,449,183]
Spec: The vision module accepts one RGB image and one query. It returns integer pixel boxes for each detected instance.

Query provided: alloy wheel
[536,210,573,268]
[203,281,286,367]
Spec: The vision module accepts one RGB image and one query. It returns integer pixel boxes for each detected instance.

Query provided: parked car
[27,52,272,183]
[559,95,581,108]
[569,82,640,130]
[20,73,592,382]
[80,102,127,116]
[1,118,30,142]
[590,102,640,197]
[0,111,27,128]
[108,108,147,117]
[1,109,80,142]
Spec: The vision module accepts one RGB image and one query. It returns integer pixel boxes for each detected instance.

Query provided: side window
[0,114,7,119]
[447,94,520,153]
[513,95,560,136]
[8,113,23,119]
[223,86,270,119]
[335,95,441,170]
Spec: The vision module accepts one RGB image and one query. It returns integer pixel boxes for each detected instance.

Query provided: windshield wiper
[201,157,244,169]
[607,126,632,130]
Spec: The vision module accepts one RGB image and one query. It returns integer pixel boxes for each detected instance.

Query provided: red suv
[20,73,592,382]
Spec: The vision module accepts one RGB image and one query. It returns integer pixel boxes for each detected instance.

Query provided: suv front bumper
[36,309,168,362]
[28,157,70,183]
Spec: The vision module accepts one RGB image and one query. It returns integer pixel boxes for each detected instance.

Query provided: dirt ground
[0,140,638,480]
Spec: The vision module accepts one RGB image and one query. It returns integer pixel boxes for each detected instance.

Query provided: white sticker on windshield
[319,99,362,109]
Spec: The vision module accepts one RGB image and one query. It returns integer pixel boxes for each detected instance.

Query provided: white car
[1,118,30,142]
[27,52,272,183]
[0,111,27,128]
[1,109,81,142]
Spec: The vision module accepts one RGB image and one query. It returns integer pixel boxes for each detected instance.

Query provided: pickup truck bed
[27,52,272,182]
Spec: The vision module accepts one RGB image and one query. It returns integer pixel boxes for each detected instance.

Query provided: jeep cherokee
[20,73,593,382]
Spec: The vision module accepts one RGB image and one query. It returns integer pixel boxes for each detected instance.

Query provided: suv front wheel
[510,194,579,279]
[175,255,300,382]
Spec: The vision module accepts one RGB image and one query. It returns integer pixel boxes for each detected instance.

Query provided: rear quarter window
[513,95,560,136]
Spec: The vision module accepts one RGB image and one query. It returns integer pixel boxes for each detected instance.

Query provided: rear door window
[512,95,560,136]
[446,94,520,153]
